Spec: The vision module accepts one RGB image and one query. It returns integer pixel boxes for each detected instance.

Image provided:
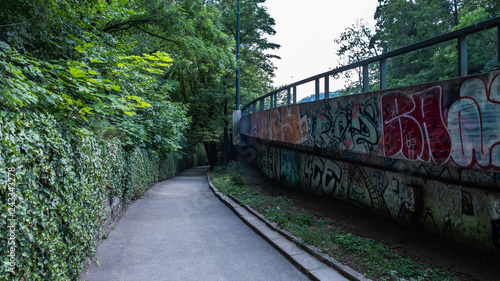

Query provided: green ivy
[0,109,200,280]
[0,2,201,278]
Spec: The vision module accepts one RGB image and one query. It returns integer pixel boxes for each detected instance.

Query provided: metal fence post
[293,86,297,104]
[380,59,387,90]
[315,79,320,101]
[497,26,500,69]
[458,35,468,76]
[324,76,329,99]
[363,64,369,92]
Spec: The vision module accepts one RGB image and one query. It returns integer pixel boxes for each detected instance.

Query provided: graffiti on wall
[492,200,500,249]
[251,105,310,144]
[244,72,500,173]
[380,74,500,170]
[447,74,500,169]
[281,105,309,144]
[249,138,500,250]
[345,164,385,210]
[281,149,297,187]
[257,110,270,140]
[381,86,452,164]
[242,71,500,251]
[302,154,342,196]
[270,108,282,142]
[312,98,380,153]
[382,173,408,221]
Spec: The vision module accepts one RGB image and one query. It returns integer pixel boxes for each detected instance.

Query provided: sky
[262,0,379,99]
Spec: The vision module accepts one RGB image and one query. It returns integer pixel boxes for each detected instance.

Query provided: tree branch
[132,25,178,44]
[102,19,152,33]
[0,22,25,28]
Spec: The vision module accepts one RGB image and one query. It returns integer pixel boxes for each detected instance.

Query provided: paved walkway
[80,166,310,281]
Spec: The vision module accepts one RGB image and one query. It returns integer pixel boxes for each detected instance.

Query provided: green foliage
[0,39,188,153]
[452,7,498,75]
[264,206,289,227]
[1,0,277,278]
[335,0,500,92]
[215,0,279,107]
[0,109,197,280]
[1,110,103,280]
[212,162,249,195]
[375,0,500,87]
[0,0,206,279]
[171,0,279,164]
[334,19,380,90]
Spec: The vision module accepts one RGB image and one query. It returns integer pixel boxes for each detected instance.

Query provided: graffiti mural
[281,105,309,144]
[270,108,281,142]
[241,70,500,251]
[281,149,297,187]
[257,110,269,140]
[381,86,452,164]
[491,200,500,249]
[382,174,408,221]
[346,164,384,209]
[311,98,380,153]
[447,74,500,169]
[302,155,342,196]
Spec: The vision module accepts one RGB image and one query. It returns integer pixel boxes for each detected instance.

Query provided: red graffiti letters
[381,86,451,164]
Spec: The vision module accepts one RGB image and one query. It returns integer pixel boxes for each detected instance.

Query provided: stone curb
[207,173,371,281]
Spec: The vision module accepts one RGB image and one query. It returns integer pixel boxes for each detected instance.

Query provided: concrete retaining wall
[238,70,500,251]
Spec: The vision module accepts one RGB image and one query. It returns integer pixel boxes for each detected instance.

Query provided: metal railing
[241,16,500,116]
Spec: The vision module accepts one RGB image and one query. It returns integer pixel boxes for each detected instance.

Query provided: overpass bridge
[235,17,500,252]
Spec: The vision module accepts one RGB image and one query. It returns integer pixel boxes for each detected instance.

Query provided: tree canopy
[334,0,500,90]
[1,1,279,278]
[0,0,280,162]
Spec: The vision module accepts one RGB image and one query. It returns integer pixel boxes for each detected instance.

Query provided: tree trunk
[452,0,459,27]
[203,141,218,170]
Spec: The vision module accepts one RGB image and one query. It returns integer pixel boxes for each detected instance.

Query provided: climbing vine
[0,108,202,280]
[0,18,192,281]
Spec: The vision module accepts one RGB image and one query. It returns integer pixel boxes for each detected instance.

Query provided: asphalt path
[80,166,310,281]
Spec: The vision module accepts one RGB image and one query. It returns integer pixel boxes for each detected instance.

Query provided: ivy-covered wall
[0,110,203,280]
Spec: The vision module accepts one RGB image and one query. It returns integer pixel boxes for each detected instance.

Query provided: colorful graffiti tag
[281,150,297,187]
[240,72,500,171]
[447,74,500,169]
[302,154,342,196]
[312,98,380,153]
[239,70,500,251]
[381,86,452,164]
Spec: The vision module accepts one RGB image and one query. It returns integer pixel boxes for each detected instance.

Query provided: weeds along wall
[0,110,202,280]
[238,70,500,252]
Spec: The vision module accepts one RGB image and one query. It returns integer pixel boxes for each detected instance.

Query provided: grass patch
[210,162,457,281]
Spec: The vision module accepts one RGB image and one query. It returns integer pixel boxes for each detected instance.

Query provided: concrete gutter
[207,173,371,281]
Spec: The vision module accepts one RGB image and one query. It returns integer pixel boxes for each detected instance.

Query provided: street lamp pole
[236,0,241,110]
